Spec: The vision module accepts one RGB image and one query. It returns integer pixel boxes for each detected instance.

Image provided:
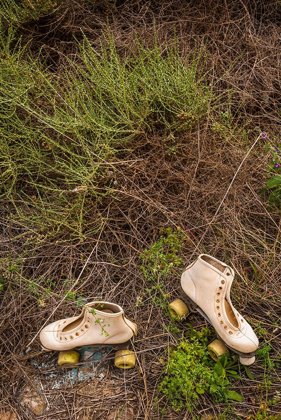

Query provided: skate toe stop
[239,355,255,365]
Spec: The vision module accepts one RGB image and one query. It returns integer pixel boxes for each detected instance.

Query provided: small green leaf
[227,370,239,375]
[265,143,270,152]
[224,390,243,402]
[220,378,230,386]
[214,362,223,376]
[228,373,243,380]
[243,365,254,380]
[266,175,281,188]
[219,353,228,367]
[210,384,218,393]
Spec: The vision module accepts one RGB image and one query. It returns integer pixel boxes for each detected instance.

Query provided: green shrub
[264,135,281,207]
[0,35,212,240]
[139,227,185,308]
[0,0,63,29]
[158,327,243,412]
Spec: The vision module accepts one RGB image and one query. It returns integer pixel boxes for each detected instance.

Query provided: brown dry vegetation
[1,0,281,419]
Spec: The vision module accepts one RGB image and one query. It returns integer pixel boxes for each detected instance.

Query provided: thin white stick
[192,132,262,256]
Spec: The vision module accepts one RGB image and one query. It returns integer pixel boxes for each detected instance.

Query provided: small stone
[20,386,46,416]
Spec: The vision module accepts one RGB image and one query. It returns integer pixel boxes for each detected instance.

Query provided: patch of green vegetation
[0,32,212,241]
[158,327,244,413]
[139,227,185,308]
[253,321,269,339]
[265,137,281,208]
[256,343,275,370]
[248,408,281,420]
[0,254,80,305]
[0,0,64,29]
[211,109,250,142]
[255,342,281,413]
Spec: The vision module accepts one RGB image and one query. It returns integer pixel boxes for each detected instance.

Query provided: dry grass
[1,0,281,419]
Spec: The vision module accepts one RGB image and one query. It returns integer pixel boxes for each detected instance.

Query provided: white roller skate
[39,301,137,369]
[169,254,259,365]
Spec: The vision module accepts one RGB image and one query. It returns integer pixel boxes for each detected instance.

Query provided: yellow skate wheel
[58,350,80,366]
[114,350,136,369]
[207,339,229,362]
[169,299,189,321]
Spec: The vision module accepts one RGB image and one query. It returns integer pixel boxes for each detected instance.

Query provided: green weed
[265,137,281,208]
[158,327,243,413]
[0,254,75,305]
[0,34,212,241]
[248,408,281,420]
[139,227,185,309]
[0,0,63,29]
[256,343,275,370]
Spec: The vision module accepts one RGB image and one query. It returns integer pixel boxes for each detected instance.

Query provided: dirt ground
[1,0,281,419]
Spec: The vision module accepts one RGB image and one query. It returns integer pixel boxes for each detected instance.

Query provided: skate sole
[42,340,131,352]
[179,289,256,360]
[21,341,131,361]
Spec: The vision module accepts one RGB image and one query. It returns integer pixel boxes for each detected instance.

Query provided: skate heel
[180,290,213,325]
[170,290,256,366]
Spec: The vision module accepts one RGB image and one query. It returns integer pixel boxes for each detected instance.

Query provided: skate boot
[39,301,137,369]
[169,254,259,365]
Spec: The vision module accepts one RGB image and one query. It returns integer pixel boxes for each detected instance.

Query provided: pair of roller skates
[39,254,259,369]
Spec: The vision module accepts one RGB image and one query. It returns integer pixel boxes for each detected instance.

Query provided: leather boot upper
[40,301,136,351]
[181,254,259,354]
